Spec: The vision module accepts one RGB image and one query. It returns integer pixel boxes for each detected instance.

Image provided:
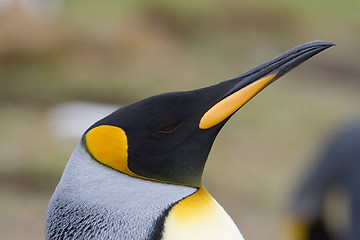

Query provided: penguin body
[47,143,243,239]
[46,41,334,239]
[47,143,196,239]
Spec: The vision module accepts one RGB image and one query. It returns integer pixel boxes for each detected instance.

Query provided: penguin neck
[57,142,198,207]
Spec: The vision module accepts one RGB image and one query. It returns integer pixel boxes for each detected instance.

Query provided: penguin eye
[159,124,178,133]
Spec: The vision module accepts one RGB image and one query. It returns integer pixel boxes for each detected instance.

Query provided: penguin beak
[199,41,335,129]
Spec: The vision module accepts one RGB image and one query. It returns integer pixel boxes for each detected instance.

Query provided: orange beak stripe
[199,73,277,129]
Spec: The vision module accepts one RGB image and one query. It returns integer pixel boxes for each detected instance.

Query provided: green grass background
[1,0,360,239]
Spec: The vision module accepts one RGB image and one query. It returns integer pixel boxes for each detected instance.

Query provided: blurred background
[0,0,359,239]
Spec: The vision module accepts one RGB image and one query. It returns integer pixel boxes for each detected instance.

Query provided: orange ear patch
[85,125,136,176]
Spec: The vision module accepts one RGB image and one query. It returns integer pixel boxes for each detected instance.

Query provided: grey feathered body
[46,142,197,240]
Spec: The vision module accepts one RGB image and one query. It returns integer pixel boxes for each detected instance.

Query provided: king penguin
[46,41,334,240]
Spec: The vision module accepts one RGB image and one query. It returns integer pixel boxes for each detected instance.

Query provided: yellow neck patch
[85,125,140,178]
[162,186,244,240]
[282,217,309,240]
[166,186,214,222]
[199,73,277,129]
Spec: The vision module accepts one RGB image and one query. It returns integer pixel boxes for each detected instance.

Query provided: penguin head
[82,41,334,187]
